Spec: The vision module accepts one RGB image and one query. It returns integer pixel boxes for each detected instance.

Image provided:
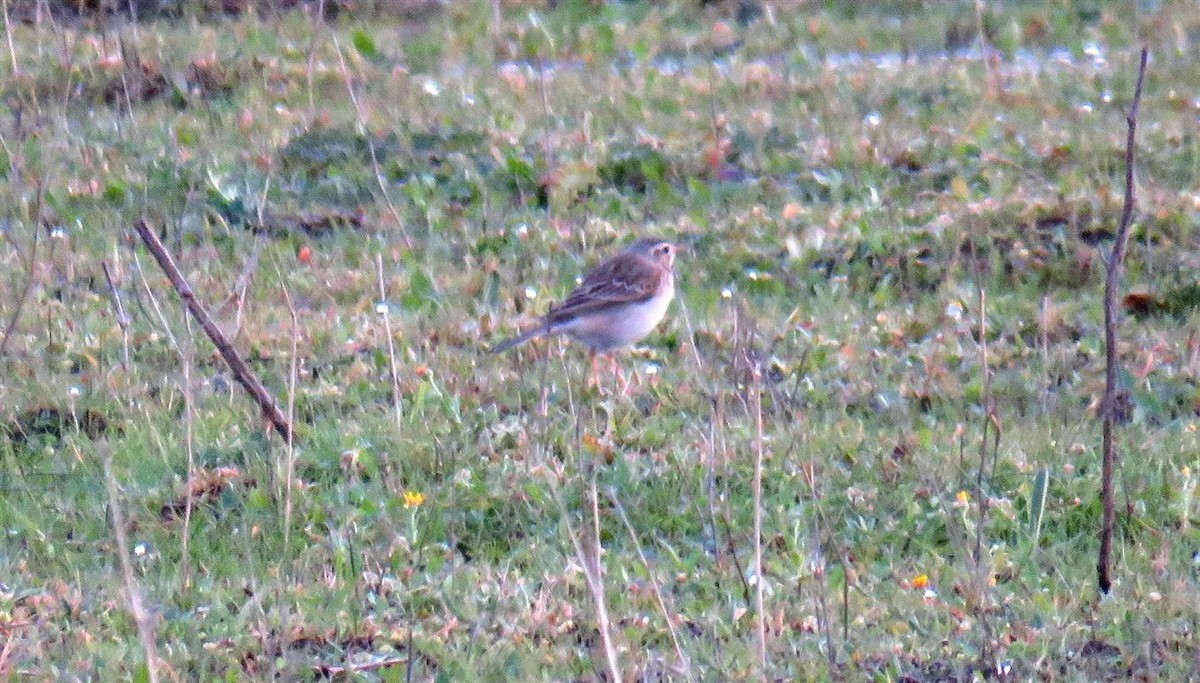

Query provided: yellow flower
[911,574,929,590]
[402,490,425,509]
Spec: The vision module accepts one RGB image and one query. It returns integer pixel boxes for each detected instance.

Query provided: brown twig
[1099,46,1148,595]
[133,218,293,441]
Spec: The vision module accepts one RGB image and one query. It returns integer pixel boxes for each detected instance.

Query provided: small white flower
[944,300,963,322]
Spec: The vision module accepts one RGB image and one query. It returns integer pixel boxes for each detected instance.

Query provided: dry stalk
[803,461,838,672]
[222,234,265,340]
[178,315,197,594]
[0,183,44,357]
[278,268,300,552]
[536,55,554,174]
[973,287,994,565]
[969,286,1000,668]
[2,0,18,75]
[1099,46,1148,594]
[585,460,622,682]
[376,254,405,432]
[974,0,1000,99]
[102,261,131,371]
[751,361,767,675]
[330,36,413,250]
[304,0,325,116]
[608,488,696,683]
[101,446,161,683]
[551,349,622,682]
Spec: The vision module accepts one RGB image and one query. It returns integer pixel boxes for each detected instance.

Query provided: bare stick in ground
[133,219,293,441]
[1099,46,1149,595]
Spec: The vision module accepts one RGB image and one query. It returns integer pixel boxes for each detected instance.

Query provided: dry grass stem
[330,35,413,250]
[101,446,161,683]
[751,362,767,675]
[608,487,696,683]
[377,254,405,431]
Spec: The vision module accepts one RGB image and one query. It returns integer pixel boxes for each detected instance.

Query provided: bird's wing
[548,252,663,322]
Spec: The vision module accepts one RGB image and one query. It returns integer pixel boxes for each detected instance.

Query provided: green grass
[3,0,1200,679]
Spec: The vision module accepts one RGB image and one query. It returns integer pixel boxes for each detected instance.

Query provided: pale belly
[558,279,674,352]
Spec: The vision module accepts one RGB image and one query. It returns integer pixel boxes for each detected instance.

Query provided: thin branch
[133,218,293,442]
[1099,46,1149,595]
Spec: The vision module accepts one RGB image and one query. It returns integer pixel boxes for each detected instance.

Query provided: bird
[491,237,677,363]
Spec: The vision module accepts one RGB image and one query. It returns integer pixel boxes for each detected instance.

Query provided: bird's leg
[612,354,632,396]
[587,349,600,390]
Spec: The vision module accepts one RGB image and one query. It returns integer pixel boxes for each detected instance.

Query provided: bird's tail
[490,325,549,354]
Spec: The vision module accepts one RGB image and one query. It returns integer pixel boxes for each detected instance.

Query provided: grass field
[2,1,1200,680]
